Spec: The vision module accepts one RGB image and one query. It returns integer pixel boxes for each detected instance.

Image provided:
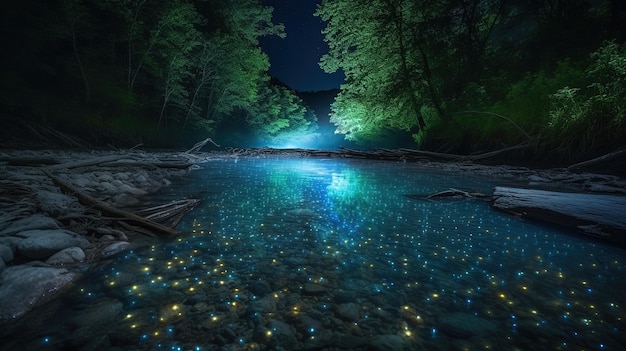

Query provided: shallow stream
[4,157,625,350]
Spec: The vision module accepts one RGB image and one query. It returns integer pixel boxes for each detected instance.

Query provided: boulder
[35,190,79,216]
[0,243,14,263]
[101,241,130,258]
[0,215,59,236]
[46,247,86,265]
[16,229,90,259]
[0,265,78,322]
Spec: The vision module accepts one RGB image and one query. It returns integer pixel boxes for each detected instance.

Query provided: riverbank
[1,147,625,327]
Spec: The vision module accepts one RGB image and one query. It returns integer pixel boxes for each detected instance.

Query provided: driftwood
[185,137,220,154]
[492,186,626,244]
[136,199,200,227]
[47,154,127,170]
[567,147,626,172]
[43,170,179,235]
[227,143,531,162]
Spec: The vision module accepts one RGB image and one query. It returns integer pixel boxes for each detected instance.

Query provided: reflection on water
[4,157,625,350]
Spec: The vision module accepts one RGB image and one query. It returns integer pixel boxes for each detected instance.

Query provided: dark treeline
[1,0,625,162]
[317,0,626,162]
[0,0,317,147]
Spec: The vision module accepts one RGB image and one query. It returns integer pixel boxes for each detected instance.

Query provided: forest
[1,0,625,164]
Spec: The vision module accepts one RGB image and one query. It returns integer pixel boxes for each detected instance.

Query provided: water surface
[5,157,625,350]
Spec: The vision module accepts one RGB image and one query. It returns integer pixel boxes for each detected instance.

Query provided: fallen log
[43,170,179,236]
[567,146,626,172]
[492,186,626,244]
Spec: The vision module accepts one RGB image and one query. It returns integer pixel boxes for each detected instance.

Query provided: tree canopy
[0,0,315,147]
[317,0,626,159]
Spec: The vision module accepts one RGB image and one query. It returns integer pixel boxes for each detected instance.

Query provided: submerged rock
[0,265,78,322]
[438,312,497,339]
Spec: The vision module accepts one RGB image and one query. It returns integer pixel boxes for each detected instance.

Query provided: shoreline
[1,148,625,325]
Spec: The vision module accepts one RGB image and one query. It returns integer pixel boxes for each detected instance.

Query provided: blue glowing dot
[309,327,316,334]
[43,337,50,343]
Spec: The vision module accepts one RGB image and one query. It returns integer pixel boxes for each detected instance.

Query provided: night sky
[260,0,344,92]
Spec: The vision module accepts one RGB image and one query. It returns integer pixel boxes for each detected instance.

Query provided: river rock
[16,229,90,259]
[303,282,328,295]
[370,334,414,351]
[66,298,124,330]
[336,302,360,321]
[101,241,131,258]
[0,265,78,322]
[0,214,60,236]
[249,296,277,314]
[438,312,497,339]
[0,243,14,263]
[46,247,86,265]
[35,190,79,216]
[268,319,297,349]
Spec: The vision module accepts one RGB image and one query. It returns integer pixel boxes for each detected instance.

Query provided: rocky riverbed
[1,148,625,350]
[0,149,214,323]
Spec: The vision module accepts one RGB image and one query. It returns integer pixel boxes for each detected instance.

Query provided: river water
[4,157,626,350]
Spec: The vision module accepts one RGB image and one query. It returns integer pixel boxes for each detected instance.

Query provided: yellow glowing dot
[125,314,133,319]
[498,293,506,299]
[432,293,439,298]
[189,287,195,292]
[404,330,412,337]
[582,281,588,285]
[266,330,272,337]
[531,310,537,314]
[132,285,138,290]
[219,280,225,285]
[154,331,160,336]
[109,281,116,286]
[274,293,279,298]
[172,305,180,311]
[143,267,150,272]
[402,305,410,310]
[590,305,595,309]
[522,286,528,290]
[130,324,137,329]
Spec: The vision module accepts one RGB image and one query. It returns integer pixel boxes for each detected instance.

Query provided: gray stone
[67,298,124,330]
[0,265,78,322]
[249,279,272,296]
[0,243,14,263]
[370,334,413,351]
[36,190,79,216]
[0,215,59,236]
[268,319,297,348]
[336,302,360,321]
[303,283,328,295]
[46,247,86,265]
[118,184,147,196]
[16,229,90,259]
[249,296,277,314]
[438,312,497,339]
[101,241,131,257]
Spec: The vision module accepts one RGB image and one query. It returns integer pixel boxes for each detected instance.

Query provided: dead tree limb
[185,138,220,154]
[567,146,626,172]
[43,170,178,235]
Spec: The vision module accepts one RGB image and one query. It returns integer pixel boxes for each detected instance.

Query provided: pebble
[16,229,90,259]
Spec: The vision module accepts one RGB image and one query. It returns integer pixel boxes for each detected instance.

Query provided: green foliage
[248,84,318,144]
[546,42,626,156]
